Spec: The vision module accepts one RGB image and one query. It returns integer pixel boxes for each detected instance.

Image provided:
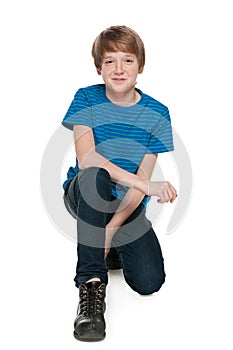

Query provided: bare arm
[73,124,177,199]
[73,124,143,190]
[104,154,158,255]
[104,153,177,255]
[107,153,157,228]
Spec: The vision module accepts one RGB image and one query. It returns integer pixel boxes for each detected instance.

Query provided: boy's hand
[139,180,177,203]
[104,225,118,259]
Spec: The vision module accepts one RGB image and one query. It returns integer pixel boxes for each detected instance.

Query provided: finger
[157,194,165,203]
[167,187,175,203]
[161,186,172,203]
[170,185,178,202]
[104,248,110,259]
[165,189,172,202]
[170,191,178,203]
[165,183,177,203]
[158,187,177,203]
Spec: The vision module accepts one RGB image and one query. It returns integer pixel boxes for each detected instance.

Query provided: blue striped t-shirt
[62,84,174,206]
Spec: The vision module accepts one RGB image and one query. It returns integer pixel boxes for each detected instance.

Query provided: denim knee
[126,272,166,295]
[78,167,112,201]
[78,166,110,181]
[79,166,110,186]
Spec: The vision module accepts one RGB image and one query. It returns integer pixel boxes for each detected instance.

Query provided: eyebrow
[103,53,136,58]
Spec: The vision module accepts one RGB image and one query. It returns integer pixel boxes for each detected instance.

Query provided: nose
[114,60,124,74]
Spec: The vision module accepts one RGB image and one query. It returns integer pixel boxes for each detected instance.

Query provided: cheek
[100,68,110,77]
[129,69,139,78]
[128,65,139,74]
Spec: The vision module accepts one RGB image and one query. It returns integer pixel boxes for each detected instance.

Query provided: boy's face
[98,51,142,99]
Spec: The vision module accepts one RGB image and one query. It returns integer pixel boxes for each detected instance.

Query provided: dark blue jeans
[63,167,165,295]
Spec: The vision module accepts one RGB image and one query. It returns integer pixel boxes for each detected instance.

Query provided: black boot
[73,281,106,342]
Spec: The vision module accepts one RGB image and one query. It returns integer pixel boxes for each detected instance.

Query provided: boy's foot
[73,281,106,342]
[106,248,123,270]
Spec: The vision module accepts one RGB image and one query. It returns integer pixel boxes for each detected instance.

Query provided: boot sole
[73,330,106,342]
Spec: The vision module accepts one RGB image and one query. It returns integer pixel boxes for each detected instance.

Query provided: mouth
[112,78,126,82]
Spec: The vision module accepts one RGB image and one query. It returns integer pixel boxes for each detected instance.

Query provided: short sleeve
[61,89,93,130]
[147,107,174,153]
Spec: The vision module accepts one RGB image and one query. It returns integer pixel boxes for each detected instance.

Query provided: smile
[111,78,126,82]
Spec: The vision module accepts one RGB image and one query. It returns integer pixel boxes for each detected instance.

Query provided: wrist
[105,223,119,236]
[135,178,148,194]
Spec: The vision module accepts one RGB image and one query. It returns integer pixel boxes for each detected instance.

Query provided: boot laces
[80,285,105,316]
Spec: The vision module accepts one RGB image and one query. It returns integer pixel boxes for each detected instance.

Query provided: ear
[138,67,144,74]
[96,68,102,75]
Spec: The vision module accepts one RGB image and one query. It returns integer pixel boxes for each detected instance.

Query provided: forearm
[79,149,143,191]
[106,187,145,231]
[106,162,149,230]
[78,144,177,201]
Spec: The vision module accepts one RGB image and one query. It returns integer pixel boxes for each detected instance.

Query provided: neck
[106,88,141,107]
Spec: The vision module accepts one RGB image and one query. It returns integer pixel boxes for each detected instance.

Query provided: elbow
[77,158,86,170]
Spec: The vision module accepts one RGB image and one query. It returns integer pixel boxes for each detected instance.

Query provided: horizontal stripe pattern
[62,84,174,205]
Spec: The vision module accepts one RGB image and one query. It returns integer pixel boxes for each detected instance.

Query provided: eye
[124,58,134,64]
[104,60,113,65]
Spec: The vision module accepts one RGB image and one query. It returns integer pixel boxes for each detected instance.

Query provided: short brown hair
[92,25,145,73]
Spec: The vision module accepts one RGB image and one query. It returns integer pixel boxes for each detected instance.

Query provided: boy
[62,25,177,342]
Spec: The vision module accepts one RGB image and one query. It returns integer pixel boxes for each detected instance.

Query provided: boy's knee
[79,167,110,183]
[138,282,165,296]
[127,273,166,296]
[78,167,112,202]
[137,280,165,295]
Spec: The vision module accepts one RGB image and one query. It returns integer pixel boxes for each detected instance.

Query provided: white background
[1,0,233,349]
